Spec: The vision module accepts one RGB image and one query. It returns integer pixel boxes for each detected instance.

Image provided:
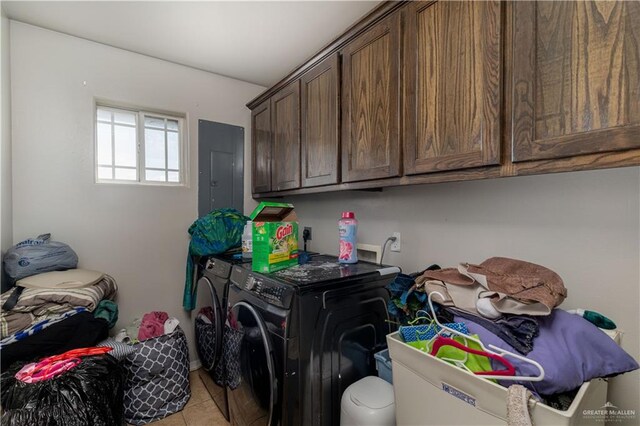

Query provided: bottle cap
[341,211,355,219]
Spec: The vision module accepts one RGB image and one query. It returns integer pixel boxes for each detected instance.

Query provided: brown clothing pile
[418,257,567,316]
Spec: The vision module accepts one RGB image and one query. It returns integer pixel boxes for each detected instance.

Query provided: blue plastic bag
[3,234,78,282]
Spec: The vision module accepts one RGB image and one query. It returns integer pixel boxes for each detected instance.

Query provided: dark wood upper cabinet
[341,11,401,183]
[300,53,340,188]
[271,80,301,191]
[248,1,640,197]
[404,1,502,175]
[512,1,640,162]
[251,99,272,193]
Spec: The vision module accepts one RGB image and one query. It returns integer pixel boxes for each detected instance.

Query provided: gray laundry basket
[122,327,191,425]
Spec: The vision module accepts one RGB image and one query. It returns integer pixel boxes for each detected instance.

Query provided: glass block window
[95,105,185,185]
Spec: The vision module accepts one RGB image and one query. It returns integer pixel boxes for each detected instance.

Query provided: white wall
[290,167,640,422]
[1,12,13,286]
[10,21,264,361]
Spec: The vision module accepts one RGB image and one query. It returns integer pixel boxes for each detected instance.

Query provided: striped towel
[0,307,87,348]
[0,275,117,338]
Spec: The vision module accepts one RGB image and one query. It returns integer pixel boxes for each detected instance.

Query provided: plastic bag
[1,354,124,426]
[3,234,78,281]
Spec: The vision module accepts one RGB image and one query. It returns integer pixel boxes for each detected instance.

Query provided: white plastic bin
[341,376,396,426]
[387,331,611,426]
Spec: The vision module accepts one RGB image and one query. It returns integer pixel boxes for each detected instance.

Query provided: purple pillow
[455,309,639,396]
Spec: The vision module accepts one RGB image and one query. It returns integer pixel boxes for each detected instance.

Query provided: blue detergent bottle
[338,211,358,263]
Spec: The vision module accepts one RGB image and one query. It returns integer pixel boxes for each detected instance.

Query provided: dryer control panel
[230,266,294,309]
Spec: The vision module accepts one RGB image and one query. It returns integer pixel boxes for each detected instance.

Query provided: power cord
[380,236,397,265]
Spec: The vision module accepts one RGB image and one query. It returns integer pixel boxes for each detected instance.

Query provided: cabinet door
[301,53,340,187]
[341,12,401,183]
[512,1,640,162]
[404,1,502,175]
[251,100,272,193]
[271,81,301,191]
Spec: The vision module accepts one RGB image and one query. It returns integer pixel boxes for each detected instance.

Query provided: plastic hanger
[399,313,439,343]
[427,291,545,382]
[410,309,477,372]
[430,336,516,376]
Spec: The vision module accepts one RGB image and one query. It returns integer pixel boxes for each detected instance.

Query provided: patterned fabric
[194,314,216,371]
[0,307,86,348]
[219,325,243,389]
[400,322,469,343]
[123,327,190,425]
[97,338,137,361]
[0,275,117,338]
[183,208,249,310]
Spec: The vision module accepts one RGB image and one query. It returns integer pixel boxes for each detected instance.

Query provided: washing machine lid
[347,376,394,409]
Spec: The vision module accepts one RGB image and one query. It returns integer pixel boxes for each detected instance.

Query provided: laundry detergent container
[340,376,396,426]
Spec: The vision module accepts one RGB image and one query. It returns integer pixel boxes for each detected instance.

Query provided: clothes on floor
[0,312,109,371]
[0,275,117,338]
[0,307,87,348]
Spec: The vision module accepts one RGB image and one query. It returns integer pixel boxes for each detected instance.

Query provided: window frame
[94,102,188,187]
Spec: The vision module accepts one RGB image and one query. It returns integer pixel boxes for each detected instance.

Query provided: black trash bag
[0,355,124,426]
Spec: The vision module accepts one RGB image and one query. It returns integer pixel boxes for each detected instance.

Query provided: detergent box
[250,201,299,273]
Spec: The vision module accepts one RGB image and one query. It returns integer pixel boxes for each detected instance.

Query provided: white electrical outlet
[391,232,401,252]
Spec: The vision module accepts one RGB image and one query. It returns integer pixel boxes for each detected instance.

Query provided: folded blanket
[0,307,87,348]
[0,275,117,339]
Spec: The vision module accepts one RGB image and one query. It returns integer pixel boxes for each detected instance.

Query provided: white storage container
[340,376,396,426]
[387,331,614,426]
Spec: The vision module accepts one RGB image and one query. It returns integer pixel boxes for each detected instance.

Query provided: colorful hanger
[427,291,545,382]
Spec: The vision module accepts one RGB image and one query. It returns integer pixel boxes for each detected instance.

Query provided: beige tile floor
[147,369,229,426]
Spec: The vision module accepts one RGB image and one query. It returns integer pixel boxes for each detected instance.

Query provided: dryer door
[194,276,224,372]
[228,301,277,426]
